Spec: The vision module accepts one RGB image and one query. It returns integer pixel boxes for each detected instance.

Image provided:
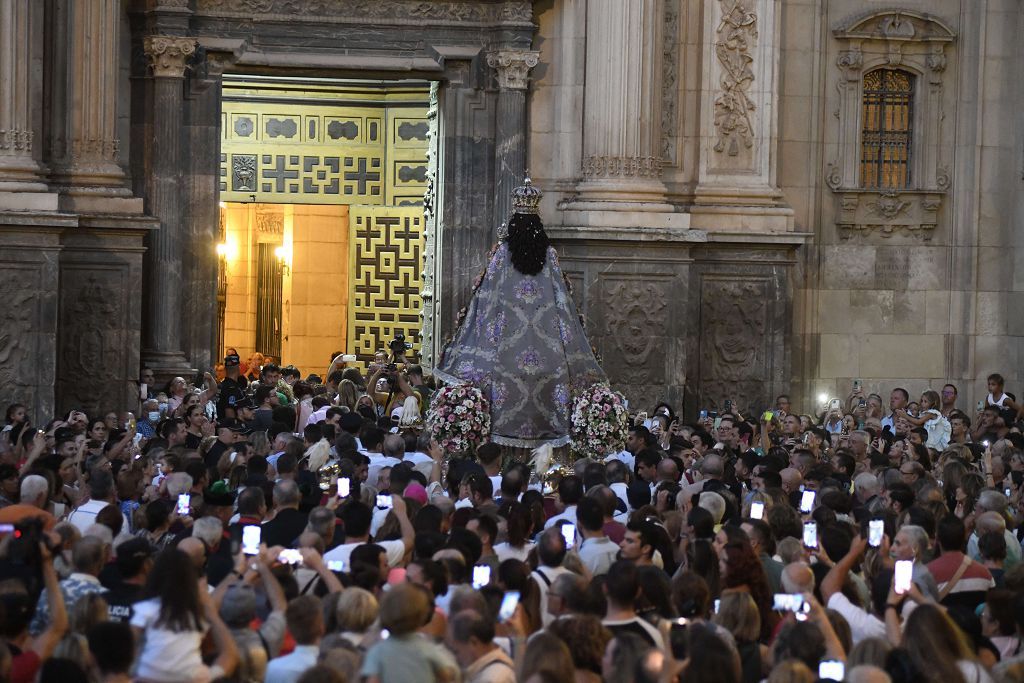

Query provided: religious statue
[433,178,607,448]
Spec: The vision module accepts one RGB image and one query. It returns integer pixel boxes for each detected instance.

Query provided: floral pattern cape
[434,244,606,448]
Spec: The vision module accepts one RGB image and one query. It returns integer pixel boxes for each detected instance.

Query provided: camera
[388,333,412,356]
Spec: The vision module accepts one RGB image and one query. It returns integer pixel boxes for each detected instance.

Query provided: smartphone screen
[699,409,708,420]
[176,493,191,516]
[762,410,773,422]
[560,524,576,549]
[772,593,805,612]
[799,490,816,513]
[803,522,818,548]
[242,525,261,555]
[713,599,721,614]
[869,520,884,547]
[472,564,491,589]
[278,549,303,565]
[895,560,913,594]
[750,501,765,520]
[376,494,392,510]
[498,591,520,622]
[338,477,350,498]
[819,661,845,680]
[327,560,346,572]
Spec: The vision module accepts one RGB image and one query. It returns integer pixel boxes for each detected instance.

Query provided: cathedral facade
[0,0,1020,419]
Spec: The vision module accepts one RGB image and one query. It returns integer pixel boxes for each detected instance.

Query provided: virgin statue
[433,178,607,448]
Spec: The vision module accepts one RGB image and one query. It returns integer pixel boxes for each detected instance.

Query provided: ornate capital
[486,50,540,90]
[144,36,197,78]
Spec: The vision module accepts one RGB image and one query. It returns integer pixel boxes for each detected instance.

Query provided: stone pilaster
[49,0,140,212]
[0,0,57,210]
[562,0,686,229]
[690,0,792,232]
[141,36,196,377]
[487,49,539,229]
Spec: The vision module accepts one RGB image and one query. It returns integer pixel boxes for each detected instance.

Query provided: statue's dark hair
[506,212,549,276]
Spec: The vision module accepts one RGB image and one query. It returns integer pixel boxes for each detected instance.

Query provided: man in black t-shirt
[217,353,248,419]
[103,538,155,623]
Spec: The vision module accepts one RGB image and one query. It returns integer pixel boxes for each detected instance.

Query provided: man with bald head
[177,537,207,572]
[968,510,1021,569]
[780,562,815,595]
[779,468,803,498]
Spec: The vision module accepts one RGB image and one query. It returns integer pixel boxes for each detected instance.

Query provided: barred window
[860,69,914,189]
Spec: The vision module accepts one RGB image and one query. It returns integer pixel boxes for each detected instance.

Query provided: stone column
[0,0,56,210]
[49,0,140,212]
[570,0,673,213]
[141,36,196,375]
[487,49,539,228]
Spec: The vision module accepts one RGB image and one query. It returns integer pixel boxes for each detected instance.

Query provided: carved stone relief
[598,278,668,388]
[143,36,198,78]
[58,271,123,413]
[582,156,664,179]
[0,278,38,393]
[699,278,768,412]
[713,0,758,156]
[0,129,33,152]
[661,0,680,165]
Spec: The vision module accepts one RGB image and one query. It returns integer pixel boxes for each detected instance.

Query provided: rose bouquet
[425,384,491,455]
[570,383,628,459]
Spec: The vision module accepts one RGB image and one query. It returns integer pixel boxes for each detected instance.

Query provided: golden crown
[511,177,542,214]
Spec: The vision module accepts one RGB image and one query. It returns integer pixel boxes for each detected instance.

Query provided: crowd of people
[1,357,1024,683]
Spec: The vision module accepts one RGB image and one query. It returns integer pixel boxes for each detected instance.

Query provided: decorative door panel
[347,207,425,362]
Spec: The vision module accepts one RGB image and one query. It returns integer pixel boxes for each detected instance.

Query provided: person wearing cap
[203,419,253,476]
[217,353,248,420]
[103,537,155,623]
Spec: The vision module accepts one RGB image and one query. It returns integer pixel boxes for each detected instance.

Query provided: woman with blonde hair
[334,587,378,649]
[713,592,766,683]
[336,379,359,411]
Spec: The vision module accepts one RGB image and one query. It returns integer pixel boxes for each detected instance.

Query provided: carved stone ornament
[713,0,758,156]
[0,129,33,153]
[835,189,945,240]
[194,0,532,24]
[0,279,36,389]
[582,155,664,179]
[699,278,768,411]
[143,36,198,78]
[71,138,119,161]
[486,50,540,91]
[661,0,680,165]
[598,278,668,387]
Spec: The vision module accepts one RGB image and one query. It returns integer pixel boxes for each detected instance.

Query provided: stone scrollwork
[0,129,33,152]
[143,36,198,78]
[486,50,540,91]
[661,0,680,165]
[713,0,758,156]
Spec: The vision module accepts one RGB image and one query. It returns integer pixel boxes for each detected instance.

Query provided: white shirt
[988,392,1010,407]
[67,499,130,536]
[578,536,619,576]
[826,592,887,645]
[609,482,630,512]
[403,452,435,480]
[494,542,534,563]
[543,505,577,529]
[131,598,208,682]
[366,453,402,489]
[323,539,407,569]
[264,644,319,683]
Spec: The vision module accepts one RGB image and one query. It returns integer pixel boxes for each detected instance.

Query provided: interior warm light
[216,239,237,261]
[274,244,292,274]
[218,201,227,209]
